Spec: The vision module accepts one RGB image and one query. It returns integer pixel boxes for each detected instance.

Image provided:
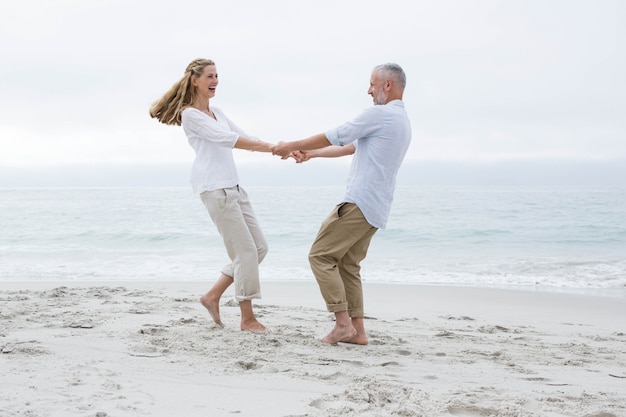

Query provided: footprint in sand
[477,325,510,333]
[444,315,475,321]
[380,361,400,367]
[69,321,94,329]
[236,360,259,370]
[1,340,49,355]
[126,344,165,357]
[447,404,497,416]
[139,326,168,335]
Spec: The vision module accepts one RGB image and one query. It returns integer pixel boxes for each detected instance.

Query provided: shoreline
[2,278,625,295]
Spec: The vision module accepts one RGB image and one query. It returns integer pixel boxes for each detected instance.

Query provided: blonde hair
[149,58,216,126]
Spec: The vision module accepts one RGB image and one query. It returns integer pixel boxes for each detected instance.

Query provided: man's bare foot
[341,331,368,345]
[321,324,358,344]
[342,317,368,345]
[200,294,223,327]
[241,318,266,333]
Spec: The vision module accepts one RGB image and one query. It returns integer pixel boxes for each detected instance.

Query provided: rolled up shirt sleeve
[326,107,382,147]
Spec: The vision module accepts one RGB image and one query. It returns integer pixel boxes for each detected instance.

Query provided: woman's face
[193,65,218,99]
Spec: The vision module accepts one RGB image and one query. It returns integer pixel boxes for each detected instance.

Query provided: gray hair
[374,63,406,89]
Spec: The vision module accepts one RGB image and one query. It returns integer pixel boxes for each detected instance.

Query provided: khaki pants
[200,186,268,302]
[308,203,378,317]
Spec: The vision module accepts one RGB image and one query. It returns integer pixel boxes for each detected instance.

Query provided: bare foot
[321,324,358,345]
[200,294,223,327]
[241,318,266,333]
[342,317,368,345]
[341,332,368,345]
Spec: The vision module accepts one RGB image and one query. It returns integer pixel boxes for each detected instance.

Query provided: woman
[150,58,273,332]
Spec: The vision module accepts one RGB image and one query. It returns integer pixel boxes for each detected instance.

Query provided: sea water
[1,186,625,292]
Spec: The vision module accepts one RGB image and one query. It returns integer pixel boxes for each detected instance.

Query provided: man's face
[368,71,388,105]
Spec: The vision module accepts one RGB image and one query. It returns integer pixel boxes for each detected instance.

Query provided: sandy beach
[1,281,625,417]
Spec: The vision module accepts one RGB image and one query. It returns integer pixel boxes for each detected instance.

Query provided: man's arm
[294,144,355,162]
[272,133,331,158]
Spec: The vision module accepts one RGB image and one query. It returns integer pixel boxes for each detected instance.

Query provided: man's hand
[272,141,293,158]
[292,150,311,163]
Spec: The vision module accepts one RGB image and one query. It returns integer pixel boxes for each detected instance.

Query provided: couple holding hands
[150,59,411,345]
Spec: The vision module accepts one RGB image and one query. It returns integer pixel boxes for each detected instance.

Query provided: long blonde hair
[149,58,215,126]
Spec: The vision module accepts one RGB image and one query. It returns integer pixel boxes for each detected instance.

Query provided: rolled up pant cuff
[326,302,348,313]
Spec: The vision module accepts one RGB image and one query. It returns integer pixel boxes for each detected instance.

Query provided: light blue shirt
[325,100,411,229]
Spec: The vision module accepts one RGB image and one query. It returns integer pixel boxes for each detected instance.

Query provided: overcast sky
[1,0,625,186]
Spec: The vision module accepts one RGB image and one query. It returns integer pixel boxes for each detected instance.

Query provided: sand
[1,281,625,417]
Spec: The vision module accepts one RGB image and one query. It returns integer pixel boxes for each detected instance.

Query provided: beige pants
[308,203,378,317]
[200,186,268,302]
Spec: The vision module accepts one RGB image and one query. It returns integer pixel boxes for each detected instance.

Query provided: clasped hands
[272,141,309,163]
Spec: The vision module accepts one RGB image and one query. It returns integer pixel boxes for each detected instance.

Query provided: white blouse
[181,106,251,194]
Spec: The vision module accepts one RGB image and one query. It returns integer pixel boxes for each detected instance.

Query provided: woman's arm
[233,136,274,153]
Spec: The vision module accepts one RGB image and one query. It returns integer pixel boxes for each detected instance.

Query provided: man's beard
[373,90,388,105]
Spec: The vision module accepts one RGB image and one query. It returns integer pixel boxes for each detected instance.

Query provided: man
[273,63,411,345]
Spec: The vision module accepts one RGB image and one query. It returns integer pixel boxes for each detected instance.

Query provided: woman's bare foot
[239,300,266,332]
[241,318,266,333]
[199,274,233,327]
[200,293,223,327]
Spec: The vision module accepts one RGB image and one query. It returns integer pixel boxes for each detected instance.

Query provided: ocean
[1,186,625,294]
